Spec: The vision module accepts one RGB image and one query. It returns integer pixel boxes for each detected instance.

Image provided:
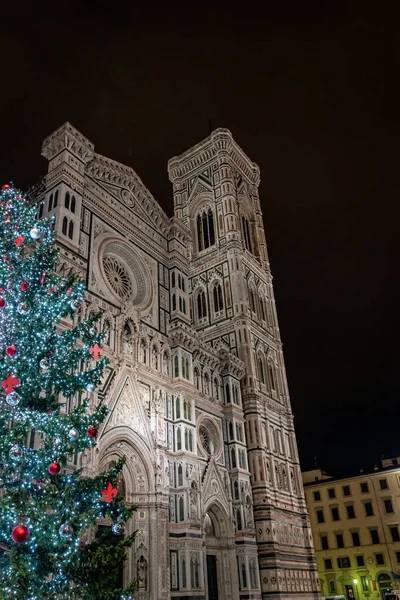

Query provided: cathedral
[37,122,320,600]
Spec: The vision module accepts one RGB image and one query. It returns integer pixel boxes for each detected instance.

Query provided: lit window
[196,208,215,251]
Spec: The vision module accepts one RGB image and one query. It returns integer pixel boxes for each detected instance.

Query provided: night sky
[0,2,398,476]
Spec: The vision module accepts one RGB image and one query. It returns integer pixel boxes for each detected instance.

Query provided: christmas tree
[0,185,137,600]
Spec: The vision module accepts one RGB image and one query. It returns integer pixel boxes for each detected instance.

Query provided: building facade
[303,460,400,599]
[37,122,319,600]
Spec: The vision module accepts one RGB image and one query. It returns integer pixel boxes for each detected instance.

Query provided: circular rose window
[198,419,220,457]
[103,256,133,301]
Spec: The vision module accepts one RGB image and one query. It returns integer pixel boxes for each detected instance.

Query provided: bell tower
[168,129,320,599]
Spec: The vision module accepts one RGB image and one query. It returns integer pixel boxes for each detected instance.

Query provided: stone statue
[137,557,147,589]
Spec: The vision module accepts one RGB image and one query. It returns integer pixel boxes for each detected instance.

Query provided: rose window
[103,256,133,301]
[199,425,210,453]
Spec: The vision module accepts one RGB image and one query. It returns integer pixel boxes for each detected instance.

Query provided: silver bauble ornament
[9,445,23,461]
[69,428,79,441]
[70,300,80,311]
[89,326,97,336]
[39,358,50,370]
[86,383,95,393]
[29,228,41,240]
[17,303,29,315]
[6,391,21,407]
[112,522,124,535]
[59,523,73,539]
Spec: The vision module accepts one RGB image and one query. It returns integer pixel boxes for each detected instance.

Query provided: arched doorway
[204,503,238,600]
[377,572,393,599]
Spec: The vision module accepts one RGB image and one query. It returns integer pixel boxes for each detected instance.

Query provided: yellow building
[303,459,400,600]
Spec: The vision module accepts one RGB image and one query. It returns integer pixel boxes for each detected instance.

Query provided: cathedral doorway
[205,511,220,600]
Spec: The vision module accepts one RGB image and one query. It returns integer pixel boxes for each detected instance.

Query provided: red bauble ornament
[20,282,29,292]
[87,426,98,439]
[2,184,10,190]
[0,298,5,308]
[12,525,29,543]
[48,462,61,475]
[6,345,17,356]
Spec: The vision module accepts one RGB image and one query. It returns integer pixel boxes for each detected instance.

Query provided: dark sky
[0,2,398,476]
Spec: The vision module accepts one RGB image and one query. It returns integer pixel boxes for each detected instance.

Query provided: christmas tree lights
[0,185,137,599]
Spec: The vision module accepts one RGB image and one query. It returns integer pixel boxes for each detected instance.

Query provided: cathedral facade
[37,123,320,600]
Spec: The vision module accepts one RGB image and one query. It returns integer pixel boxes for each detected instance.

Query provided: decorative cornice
[168,128,260,186]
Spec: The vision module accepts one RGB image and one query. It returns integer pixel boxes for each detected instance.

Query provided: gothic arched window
[62,216,68,236]
[71,195,76,213]
[177,427,182,450]
[249,287,256,313]
[188,429,193,451]
[48,193,53,212]
[176,397,181,419]
[231,448,237,469]
[258,356,265,385]
[54,190,58,208]
[172,294,176,311]
[242,216,252,253]
[236,509,242,531]
[234,480,239,499]
[213,282,224,313]
[190,555,200,588]
[179,496,184,521]
[268,363,276,391]
[196,208,215,252]
[197,289,207,321]
[225,383,231,403]
[178,464,183,486]
[181,559,187,588]
[65,191,70,210]
[249,559,257,588]
[174,355,179,378]
[68,220,74,240]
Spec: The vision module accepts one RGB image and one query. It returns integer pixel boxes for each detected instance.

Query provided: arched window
[68,221,74,240]
[234,480,239,499]
[181,278,185,292]
[196,208,215,252]
[268,363,276,391]
[48,193,53,212]
[181,559,187,588]
[258,356,265,385]
[236,423,243,442]
[54,190,58,208]
[249,559,257,588]
[233,384,239,405]
[188,430,193,451]
[213,283,224,313]
[241,561,247,588]
[190,555,200,588]
[172,294,176,311]
[225,383,231,403]
[179,296,182,312]
[187,402,191,421]
[65,191,70,210]
[183,401,187,420]
[178,464,183,486]
[229,421,234,440]
[242,216,252,253]
[179,497,184,521]
[38,203,44,219]
[197,289,207,321]
[177,427,182,450]
[71,195,76,213]
[182,298,186,314]
[231,448,237,469]
[62,216,68,236]
[249,287,256,313]
[236,509,242,531]
[185,428,189,450]
[176,397,181,419]
[259,294,266,321]
[174,355,179,377]
[171,271,176,288]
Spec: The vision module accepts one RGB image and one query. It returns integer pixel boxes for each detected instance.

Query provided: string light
[0,186,137,599]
